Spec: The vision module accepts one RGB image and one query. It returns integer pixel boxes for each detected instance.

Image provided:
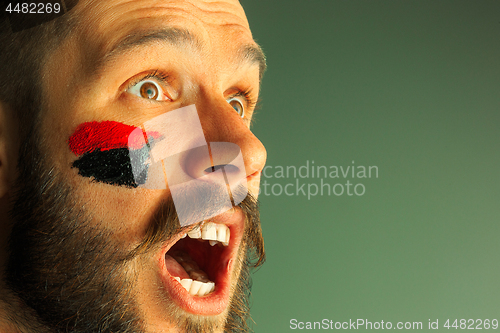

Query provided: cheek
[68,121,144,187]
[61,121,168,243]
[76,184,167,244]
[67,121,164,188]
[39,122,164,246]
[68,121,138,155]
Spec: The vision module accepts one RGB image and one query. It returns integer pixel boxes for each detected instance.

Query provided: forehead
[77,0,250,32]
[71,0,257,72]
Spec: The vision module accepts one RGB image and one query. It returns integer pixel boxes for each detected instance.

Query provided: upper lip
[157,207,246,315]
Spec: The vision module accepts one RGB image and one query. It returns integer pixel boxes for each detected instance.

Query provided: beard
[4,125,265,333]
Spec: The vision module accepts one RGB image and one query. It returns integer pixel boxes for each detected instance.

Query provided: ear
[0,101,18,198]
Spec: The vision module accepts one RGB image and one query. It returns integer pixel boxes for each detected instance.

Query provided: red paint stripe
[68,121,159,155]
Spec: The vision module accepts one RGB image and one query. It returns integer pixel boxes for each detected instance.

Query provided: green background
[240,1,500,332]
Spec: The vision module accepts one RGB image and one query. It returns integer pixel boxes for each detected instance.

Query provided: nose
[184,97,267,188]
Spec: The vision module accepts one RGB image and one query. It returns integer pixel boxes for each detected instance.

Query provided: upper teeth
[187,222,230,246]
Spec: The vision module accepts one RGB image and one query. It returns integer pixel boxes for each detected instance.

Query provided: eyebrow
[92,27,267,81]
[240,44,267,81]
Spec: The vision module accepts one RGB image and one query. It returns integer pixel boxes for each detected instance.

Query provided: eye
[227,97,245,118]
[127,80,171,101]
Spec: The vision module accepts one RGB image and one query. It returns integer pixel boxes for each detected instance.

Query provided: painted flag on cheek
[68,121,159,187]
[68,105,248,227]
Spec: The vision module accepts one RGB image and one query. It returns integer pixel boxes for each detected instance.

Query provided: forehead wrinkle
[111,28,201,54]
[89,27,201,79]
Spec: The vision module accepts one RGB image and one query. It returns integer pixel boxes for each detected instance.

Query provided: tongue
[165,255,190,279]
[166,250,212,283]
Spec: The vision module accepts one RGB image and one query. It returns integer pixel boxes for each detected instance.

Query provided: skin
[0,0,266,331]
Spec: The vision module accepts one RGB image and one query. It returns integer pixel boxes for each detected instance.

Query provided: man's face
[8,0,266,332]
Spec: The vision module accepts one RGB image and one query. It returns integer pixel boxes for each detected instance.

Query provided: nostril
[204,165,220,173]
[204,164,240,174]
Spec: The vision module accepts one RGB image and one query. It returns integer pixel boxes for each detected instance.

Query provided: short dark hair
[0,5,77,139]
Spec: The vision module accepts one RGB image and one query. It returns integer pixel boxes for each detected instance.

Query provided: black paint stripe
[72,147,149,188]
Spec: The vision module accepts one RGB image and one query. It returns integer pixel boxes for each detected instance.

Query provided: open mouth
[166,222,229,296]
[159,210,245,315]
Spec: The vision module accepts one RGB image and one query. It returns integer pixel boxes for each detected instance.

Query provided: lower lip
[160,265,230,315]
[157,212,244,315]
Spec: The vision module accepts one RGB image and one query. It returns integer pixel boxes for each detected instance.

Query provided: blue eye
[227,97,245,118]
[128,80,170,101]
